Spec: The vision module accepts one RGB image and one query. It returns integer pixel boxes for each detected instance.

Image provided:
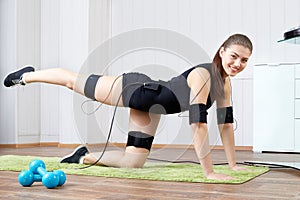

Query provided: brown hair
[211,34,253,100]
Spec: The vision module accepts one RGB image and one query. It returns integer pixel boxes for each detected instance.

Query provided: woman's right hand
[206,172,234,180]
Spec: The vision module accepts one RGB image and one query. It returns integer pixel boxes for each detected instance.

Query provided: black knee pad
[84,74,102,100]
[126,131,154,151]
[217,106,234,124]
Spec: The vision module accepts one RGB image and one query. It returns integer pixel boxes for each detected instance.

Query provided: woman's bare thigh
[94,75,124,106]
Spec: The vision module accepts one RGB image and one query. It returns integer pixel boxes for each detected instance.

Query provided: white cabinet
[253,64,300,152]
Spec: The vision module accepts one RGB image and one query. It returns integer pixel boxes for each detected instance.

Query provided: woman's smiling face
[219,44,252,77]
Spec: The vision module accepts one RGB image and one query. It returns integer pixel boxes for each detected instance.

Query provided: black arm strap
[189,103,208,124]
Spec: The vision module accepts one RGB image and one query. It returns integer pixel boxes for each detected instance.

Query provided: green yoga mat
[0,155,268,184]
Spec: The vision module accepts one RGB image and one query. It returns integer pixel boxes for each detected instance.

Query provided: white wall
[109,0,300,146]
[40,0,60,143]
[58,0,89,144]
[0,0,17,144]
[0,0,109,145]
[39,0,90,144]
[1,0,300,146]
[40,0,109,144]
[0,0,41,144]
[112,0,300,65]
[16,0,41,144]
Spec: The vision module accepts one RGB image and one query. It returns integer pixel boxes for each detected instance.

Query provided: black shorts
[122,72,181,114]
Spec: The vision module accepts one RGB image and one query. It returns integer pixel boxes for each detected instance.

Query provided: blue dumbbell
[18,170,42,187]
[29,160,59,189]
[53,170,66,186]
[18,160,67,189]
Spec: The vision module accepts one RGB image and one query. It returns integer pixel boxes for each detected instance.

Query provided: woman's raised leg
[4,67,124,107]
[23,68,79,90]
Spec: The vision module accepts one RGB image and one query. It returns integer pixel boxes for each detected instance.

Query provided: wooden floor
[0,147,299,200]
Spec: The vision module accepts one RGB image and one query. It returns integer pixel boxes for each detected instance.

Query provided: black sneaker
[60,145,89,164]
[3,66,35,87]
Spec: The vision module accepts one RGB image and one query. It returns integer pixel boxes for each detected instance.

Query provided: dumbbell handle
[33,174,42,181]
[37,166,47,176]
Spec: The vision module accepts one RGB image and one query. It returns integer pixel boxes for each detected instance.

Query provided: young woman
[4,33,252,180]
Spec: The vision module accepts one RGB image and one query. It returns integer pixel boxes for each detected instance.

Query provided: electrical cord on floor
[243,161,300,171]
[147,157,200,165]
[148,157,300,171]
[147,157,254,167]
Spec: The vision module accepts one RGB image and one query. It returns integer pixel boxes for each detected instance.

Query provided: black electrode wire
[80,75,123,115]
[243,161,300,171]
[75,80,145,170]
[77,72,235,170]
[75,98,118,169]
[190,77,211,104]
[147,158,296,169]
[147,157,200,165]
[147,157,256,167]
[177,76,210,118]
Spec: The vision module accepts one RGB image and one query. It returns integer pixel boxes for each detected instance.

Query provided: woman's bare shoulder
[187,67,211,88]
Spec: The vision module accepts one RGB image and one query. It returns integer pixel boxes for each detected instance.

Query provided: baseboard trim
[0,142,59,148]
[0,144,18,148]
[0,142,253,151]
[215,145,253,151]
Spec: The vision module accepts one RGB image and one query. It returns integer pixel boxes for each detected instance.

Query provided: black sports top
[123,63,214,114]
[165,63,213,112]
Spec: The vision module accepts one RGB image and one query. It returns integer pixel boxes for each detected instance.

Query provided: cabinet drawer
[296,80,300,99]
[296,100,300,118]
[296,66,300,78]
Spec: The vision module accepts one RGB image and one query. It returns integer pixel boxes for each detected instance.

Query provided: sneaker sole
[59,145,88,163]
